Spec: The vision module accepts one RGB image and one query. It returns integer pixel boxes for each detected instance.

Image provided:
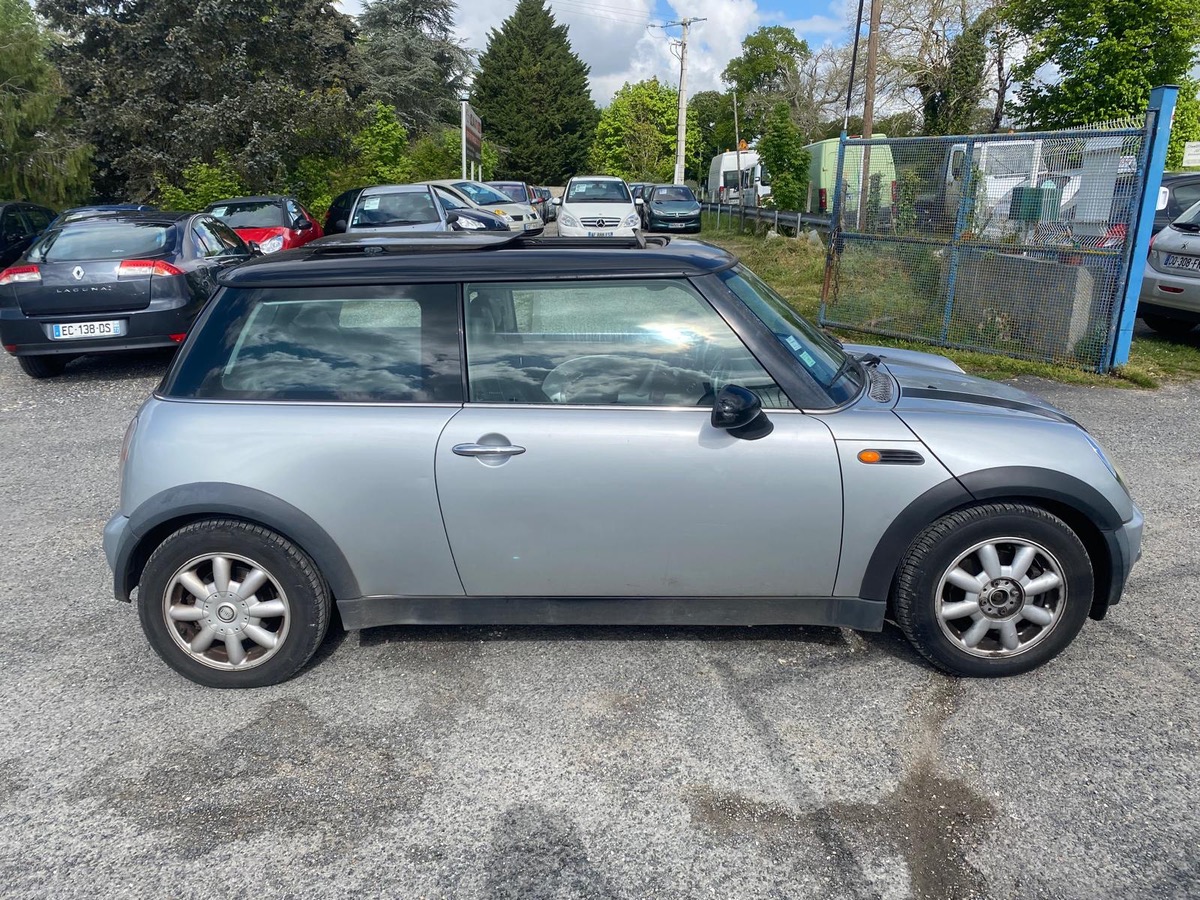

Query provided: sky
[339,0,853,103]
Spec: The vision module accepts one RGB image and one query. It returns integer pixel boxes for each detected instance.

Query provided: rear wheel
[138,519,331,688]
[1141,313,1197,337]
[894,503,1093,677]
[17,354,68,378]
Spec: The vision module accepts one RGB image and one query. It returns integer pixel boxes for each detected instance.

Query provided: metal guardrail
[701,202,831,232]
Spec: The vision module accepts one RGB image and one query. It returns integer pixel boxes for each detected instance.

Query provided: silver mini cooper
[105,233,1143,687]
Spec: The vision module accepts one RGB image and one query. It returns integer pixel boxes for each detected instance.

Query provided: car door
[435,277,844,598]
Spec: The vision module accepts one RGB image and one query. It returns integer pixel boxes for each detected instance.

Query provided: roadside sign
[1183,141,1200,168]
[461,100,482,178]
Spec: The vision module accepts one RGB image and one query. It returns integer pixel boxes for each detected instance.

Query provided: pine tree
[471,0,598,183]
[358,0,471,131]
[0,0,90,205]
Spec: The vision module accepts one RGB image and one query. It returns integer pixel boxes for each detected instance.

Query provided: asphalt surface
[0,345,1197,899]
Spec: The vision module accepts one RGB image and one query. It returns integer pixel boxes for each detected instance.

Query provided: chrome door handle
[452,443,526,457]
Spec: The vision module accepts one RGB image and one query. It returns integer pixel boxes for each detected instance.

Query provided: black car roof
[219,234,737,287]
[55,211,191,227]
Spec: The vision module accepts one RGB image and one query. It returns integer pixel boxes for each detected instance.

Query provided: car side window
[207,218,246,254]
[192,221,224,257]
[23,207,52,232]
[164,284,462,403]
[1173,183,1200,214]
[434,187,468,210]
[2,207,31,242]
[463,279,791,408]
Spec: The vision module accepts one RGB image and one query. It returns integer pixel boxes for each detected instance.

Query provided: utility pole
[665,16,705,185]
[732,91,742,207]
[857,0,882,228]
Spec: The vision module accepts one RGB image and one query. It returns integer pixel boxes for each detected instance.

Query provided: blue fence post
[1110,85,1179,369]
[818,132,849,323]
[941,140,977,342]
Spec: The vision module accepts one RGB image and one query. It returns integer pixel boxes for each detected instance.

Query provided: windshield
[720,266,860,405]
[351,191,440,228]
[652,187,696,203]
[1173,199,1200,231]
[208,201,285,229]
[454,181,513,206]
[489,182,529,203]
[566,180,632,204]
[28,222,173,261]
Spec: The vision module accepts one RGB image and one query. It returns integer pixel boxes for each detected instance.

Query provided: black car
[0,213,253,378]
[0,202,56,269]
[1152,173,1200,236]
[639,184,702,234]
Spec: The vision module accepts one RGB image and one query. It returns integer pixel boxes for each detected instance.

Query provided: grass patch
[699,217,1200,388]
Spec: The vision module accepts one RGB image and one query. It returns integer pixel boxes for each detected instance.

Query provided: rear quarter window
[164,284,462,403]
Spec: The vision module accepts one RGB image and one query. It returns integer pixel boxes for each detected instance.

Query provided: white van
[706,151,759,203]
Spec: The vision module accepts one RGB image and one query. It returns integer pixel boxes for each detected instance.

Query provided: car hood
[648,200,701,213]
[845,343,1077,424]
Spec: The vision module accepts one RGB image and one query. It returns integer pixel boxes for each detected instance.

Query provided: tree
[588,79,696,183]
[688,90,737,179]
[358,0,472,131]
[756,103,809,212]
[721,26,811,141]
[1167,83,1200,170]
[911,11,994,135]
[38,0,365,200]
[472,0,598,183]
[0,0,90,205]
[1005,0,1200,129]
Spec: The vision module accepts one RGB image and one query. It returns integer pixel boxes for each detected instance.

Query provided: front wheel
[894,504,1093,677]
[137,519,331,687]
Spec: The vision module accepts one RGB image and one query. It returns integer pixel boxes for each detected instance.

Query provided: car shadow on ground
[326,615,929,670]
[7,348,177,383]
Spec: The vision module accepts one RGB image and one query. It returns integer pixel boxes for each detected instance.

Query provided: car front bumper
[645,216,701,233]
[104,513,135,601]
[1098,502,1143,616]
[557,222,639,238]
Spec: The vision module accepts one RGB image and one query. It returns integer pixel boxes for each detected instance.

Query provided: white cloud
[342,0,859,106]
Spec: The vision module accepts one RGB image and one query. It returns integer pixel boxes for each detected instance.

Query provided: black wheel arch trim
[860,466,1125,603]
[115,482,360,602]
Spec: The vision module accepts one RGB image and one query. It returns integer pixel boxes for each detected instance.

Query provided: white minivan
[554,176,641,237]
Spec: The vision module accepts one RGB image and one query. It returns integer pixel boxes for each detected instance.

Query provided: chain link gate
[817,91,1177,372]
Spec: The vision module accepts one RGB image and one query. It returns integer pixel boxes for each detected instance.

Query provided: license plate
[51,320,124,340]
[668,222,689,229]
[587,231,614,237]
[1164,254,1200,271]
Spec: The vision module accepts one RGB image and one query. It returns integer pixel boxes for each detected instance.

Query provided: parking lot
[0,348,1197,899]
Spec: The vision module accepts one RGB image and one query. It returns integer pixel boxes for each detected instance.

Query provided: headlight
[454,216,486,230]
[260,235,285,254]
[623,213,640,227]
[561,213,580,228]
[1084,433,1128,492]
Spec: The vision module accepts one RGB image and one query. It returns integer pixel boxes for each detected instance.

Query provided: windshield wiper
[856,352,882,369]
[1173,222,1200,233]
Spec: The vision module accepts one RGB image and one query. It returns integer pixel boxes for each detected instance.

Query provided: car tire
[1141,313,1196,337]
[17,354,68,378]
[137,518,331,688]
[893,503,1093,677]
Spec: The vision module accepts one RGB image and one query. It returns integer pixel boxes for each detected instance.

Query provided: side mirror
[635,197,644,206]
[711,385,773,440]
[246,241,264,256]
[445,211,460,227]
[334,219,348,232]
[551,196,562,205]
[294,218,313,231]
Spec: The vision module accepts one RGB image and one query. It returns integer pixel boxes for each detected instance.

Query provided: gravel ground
[0,348,1197,900]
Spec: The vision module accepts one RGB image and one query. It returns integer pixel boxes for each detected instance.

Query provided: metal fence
[700,202,831,234]
[816,102,1170,372]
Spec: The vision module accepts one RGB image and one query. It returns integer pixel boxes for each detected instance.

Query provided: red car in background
[203,195,323,254]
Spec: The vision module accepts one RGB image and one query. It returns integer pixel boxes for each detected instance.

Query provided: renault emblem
[72,266,85,281]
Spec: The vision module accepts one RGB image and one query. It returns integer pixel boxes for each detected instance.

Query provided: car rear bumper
[0,303,200,356]
[1139,262,1200,316]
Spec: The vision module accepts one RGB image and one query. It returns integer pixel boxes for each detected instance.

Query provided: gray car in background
[104,232,1142,688]
[1139,199,1200,335]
